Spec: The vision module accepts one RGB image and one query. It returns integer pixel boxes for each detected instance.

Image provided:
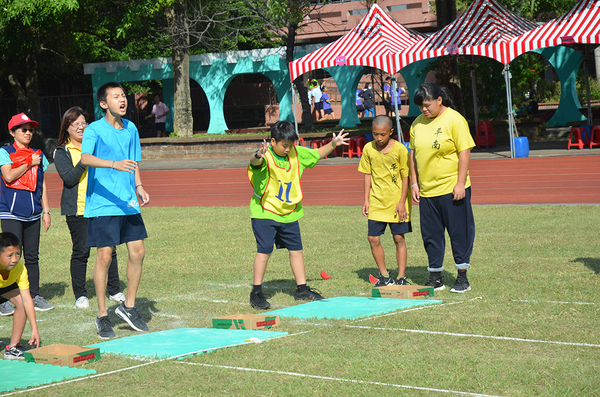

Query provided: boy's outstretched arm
[409,150,420,204]
[21,289,40,348]
[134,168,150,207]
[81,153,138,174]
[318,130,349,159]
[250,139,269,166]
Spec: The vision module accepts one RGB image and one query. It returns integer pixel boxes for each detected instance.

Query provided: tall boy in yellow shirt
[359,116,412,287]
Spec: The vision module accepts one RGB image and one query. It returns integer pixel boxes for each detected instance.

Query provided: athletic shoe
[75,296,90,309]
[109,292,126,303]
[4,344,24,360]
[96,316,116,339]
[425,274,445,291]
[250,290,271,310]
[0,301,15,316]
[115,302,149,332]
[374,273,395,287]
[396,277,410,286]
[33,295,55,311]
[294,286,324,301]
[450,274,471,293]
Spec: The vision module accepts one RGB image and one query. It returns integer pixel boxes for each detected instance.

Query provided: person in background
[0,113,54,313]
[359,83,376,118]
[53,106,126,309]
[321,86,336,120]
[145,94,170,137]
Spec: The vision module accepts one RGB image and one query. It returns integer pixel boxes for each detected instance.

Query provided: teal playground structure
[84,45,586,134]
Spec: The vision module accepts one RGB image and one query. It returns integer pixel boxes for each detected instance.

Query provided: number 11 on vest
[275,180,293,203]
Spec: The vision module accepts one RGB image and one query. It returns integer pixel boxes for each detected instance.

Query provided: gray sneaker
[0,301,15,316]
[33,295,55,311]
[115,302,148,332]
[4,344,24,360]
[109,292,126,303]
[96,316,116,339]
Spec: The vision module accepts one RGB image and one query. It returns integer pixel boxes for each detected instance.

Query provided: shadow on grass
[354,266,453,285]
[85,278,127,299]
[573,257,600,274]
[262,279,300,298]
[41,281,68,300]
[114,297,158,330]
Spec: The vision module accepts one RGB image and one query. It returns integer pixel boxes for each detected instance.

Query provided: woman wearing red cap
[0,113,54,314]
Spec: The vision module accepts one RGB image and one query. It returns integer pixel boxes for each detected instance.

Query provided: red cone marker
[369,274,378,284]
[320,270,332,280]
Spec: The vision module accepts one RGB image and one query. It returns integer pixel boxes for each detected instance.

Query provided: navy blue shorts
[314,102,323,111]
[155,122,166,132]
[368,219,412,237]
[251,218,303,254]
[87,214,148,248]
[0,282,18,303]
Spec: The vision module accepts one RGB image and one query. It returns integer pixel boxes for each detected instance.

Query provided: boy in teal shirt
[248,121,348,309]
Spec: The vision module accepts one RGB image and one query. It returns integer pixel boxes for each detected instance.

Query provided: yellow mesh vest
[248,146,303,215]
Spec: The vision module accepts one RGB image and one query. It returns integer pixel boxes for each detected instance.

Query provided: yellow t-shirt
[358,140,411,223]
[409,108,475,197]
[66,141,88,216]
[0,261,29,290]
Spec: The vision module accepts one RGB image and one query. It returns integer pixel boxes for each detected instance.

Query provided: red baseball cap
[8,113,39,130]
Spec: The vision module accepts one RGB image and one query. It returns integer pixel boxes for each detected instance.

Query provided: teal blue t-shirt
[81,118,142,217]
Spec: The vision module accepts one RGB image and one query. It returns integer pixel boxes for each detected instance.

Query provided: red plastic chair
[296,137,306,147]
[567,127,585,150]
[342,137,366,158]
[475,121,496,149]
[589,125,600,149]
[310,140,323,149]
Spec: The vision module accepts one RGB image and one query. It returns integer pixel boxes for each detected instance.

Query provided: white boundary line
[354,297,483,322]
[176,361,504,397]
[0,332,308,396]
[512,299,597,305]
[343,325,600,348]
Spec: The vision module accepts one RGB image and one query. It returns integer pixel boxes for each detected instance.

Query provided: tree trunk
[285,24,314,132]
[166,1,193,137]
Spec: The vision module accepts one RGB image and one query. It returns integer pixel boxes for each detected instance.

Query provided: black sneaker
[4,344,24,360]
[374,273,395,287]
[115,302,149,332]
[450,274,471,293]
[95,316,116,339]
[250,289,271,310]
[425,274,445,291]
[294,286,324,301]
[396,277,410,286]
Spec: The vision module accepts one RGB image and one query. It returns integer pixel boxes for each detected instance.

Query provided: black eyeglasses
[16,127,35,133]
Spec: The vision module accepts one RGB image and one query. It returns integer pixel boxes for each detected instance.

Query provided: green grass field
[4,205,600,396]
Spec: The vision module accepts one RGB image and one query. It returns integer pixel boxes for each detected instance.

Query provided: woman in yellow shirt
[409,83,475,293]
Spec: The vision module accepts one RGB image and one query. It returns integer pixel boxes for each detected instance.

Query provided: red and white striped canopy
[288,4,425,82]
[400,0,537,67]
[507,0,600,62]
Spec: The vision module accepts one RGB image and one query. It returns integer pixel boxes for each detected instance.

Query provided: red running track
[44,155,600,208]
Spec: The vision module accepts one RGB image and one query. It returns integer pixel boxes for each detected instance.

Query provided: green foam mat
[89,328,287,358]
[0,359,96,392]
[264,296,443,319]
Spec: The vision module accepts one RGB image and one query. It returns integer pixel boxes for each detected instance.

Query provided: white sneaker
[75,296,90,309]
[109,292,126,303]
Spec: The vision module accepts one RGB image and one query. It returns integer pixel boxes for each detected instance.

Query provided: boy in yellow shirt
[359,116,412,287]
[248,121,349,309]
[0,232,40,359]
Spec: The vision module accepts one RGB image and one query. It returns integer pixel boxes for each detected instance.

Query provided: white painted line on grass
[354,297,483,323]
[343,325,600,348]
[512,299,596,305]
[176,361,504,397]
[2,331,307,395]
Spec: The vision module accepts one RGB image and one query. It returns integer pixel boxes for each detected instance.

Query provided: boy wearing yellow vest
[248,121,349,309]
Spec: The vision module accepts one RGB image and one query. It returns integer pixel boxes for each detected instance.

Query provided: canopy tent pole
[291,83,299,137]
[470,56,479,128]
[503,65,516,158]
[583,47,593,126]
[391,76,403,142]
